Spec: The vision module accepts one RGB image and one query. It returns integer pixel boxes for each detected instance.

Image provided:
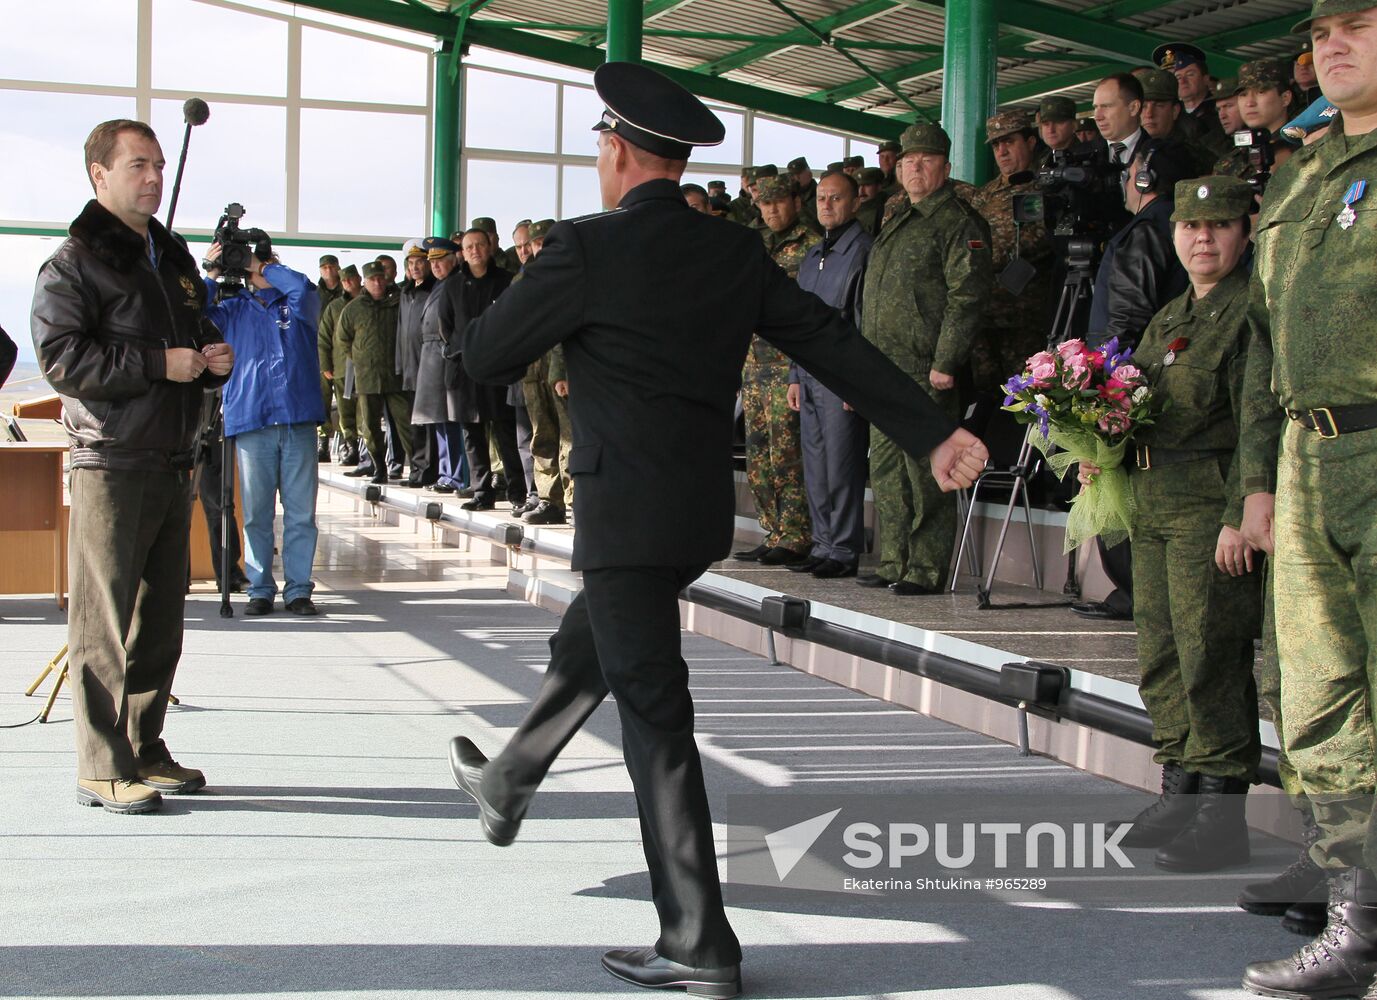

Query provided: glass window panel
[711,109,746,167]
[751,118,846,173]
[298,109,427,236]
[464,69,556,153]
[152,0,288,98]
[463,160,557,240]
[0,0,137,86]
[560,165,604,220]
[0,91,138,223]
[0,234,70,368]
[560,84,605,157]
[301,27,428,106]
[150,99,287,233]
[467,48,595,86]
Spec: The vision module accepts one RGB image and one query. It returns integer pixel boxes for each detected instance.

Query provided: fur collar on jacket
[68,199,196,275]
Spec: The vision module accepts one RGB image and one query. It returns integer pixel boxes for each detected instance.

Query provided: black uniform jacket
[461,178,957,571]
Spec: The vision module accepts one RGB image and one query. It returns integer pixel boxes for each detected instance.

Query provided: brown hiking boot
[77,779,162,814]
[137,759,207,794]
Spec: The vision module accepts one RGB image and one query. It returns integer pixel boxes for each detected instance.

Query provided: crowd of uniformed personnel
[294,19,1377,995]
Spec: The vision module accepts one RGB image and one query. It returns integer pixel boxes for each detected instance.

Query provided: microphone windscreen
[183,98,210,126]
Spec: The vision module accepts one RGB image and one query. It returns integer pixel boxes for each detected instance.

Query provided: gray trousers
[68,468,191,779]
[798,372,869,563]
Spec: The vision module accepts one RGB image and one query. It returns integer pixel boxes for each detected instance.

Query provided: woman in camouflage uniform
[1081,175,1264,873]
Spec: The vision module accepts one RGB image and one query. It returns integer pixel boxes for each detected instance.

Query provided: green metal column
[431,43,461,238]
[940,0,997,185]
[606,0,644,63]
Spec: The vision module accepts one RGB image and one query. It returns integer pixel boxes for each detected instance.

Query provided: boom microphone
[166,98,210,232]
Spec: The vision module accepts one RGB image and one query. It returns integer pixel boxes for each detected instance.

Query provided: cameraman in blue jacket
[204,239,324,617]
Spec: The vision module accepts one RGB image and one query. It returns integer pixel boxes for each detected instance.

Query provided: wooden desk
[0,443,68,606]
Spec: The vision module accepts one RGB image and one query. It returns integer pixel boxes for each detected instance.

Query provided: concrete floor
[0,492,1303,999]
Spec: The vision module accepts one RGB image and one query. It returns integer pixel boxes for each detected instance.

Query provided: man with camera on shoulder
[31,119,234,814]
[203,229,324,619]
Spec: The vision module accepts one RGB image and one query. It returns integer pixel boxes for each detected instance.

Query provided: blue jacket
[204,264,325,436]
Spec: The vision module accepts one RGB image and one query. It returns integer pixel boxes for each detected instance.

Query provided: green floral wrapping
[1031,427,1134,553]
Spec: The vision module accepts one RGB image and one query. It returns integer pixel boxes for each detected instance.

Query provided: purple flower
[1003,373,1035,406]
[1028,401,1051,438]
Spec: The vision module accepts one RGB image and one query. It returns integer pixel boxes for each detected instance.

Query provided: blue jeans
[434,421,469,489]
[235,422,319,604]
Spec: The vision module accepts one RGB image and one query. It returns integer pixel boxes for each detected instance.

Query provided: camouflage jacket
[728,192,760,228]
[1134,265,1252,525]
[318,278,345,315]
[337,285,403,395]
[318,291,353,375]
[879,179,979,233]
[1240,117,1377,494]
[968,172,1053,333]
[862,182,994,375]
[748,221,823,368]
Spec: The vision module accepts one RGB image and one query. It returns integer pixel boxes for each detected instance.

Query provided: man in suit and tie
[447,62,988,998]
[1093,72,1148,192]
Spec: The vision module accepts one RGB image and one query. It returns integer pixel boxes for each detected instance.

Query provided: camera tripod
[26,646,179,724]
[958,239,1097,610]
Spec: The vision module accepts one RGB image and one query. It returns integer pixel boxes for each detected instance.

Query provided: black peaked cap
[591,62,726,160]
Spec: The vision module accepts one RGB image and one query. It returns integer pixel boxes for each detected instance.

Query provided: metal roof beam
[575,0,700,48]
[1202,14,1305,51]
[694,0,902,75]
[997,62,1122,102]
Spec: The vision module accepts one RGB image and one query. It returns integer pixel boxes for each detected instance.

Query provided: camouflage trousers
[1274,421,1377,870]
[1130,458,1262,780]
[1259,560,1307,801]
[318,375,336,441]
[742,364,811,553]
[358,392,414,472]
[330,378,358,440]
[869,375,958,589]
[554,391,573,511]
[523,377,565,508]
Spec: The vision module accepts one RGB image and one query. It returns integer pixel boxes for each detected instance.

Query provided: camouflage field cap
[755,163,779,178]
[1076,116,1098,131]
[1296,39,1314,65]
[361,261,387,280]
[827,160,846,172]
[985,109,1035,143]
[528,218,556,241]
[787,156,810,173]
[1212,76,1240,99]
[470,217,497,234]
[857,166,886,185]
[341,264,361,280]
[754,176,795,201]
[843,154,864,169]
[876,139,901,154]
[708,180,727,190]
[318,253,339,266]
[1038,96,1077,123]
[1237,58,1290,92]
[1170,175,1255,222]
[900,122,952,157]
[1294,0,1375,33]
[1135,67,1181,103]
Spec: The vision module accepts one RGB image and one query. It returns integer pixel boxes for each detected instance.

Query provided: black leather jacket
[31,200,227,470]
[1088,196,1188,348]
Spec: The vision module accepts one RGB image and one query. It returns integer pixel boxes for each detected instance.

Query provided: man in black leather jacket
[30,119,233,814]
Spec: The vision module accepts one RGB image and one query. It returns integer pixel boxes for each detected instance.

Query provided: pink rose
[1026,350,1056,371]
[1063,360,1091,389]
[1113,364,1142,383]
[1098,410,1132,435]
[1029,360,1057,385]
[1056,339,1087,362]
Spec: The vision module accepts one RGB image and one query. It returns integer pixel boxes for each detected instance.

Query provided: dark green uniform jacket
[337,286,403,395]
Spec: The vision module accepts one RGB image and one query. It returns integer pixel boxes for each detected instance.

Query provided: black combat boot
[1155,775,1251,871]
[1241,809,1326,917]
[1243,867,1377,999]
[1116,763,1200,848]
[340,440,359,466]
[1285,893,1331,937]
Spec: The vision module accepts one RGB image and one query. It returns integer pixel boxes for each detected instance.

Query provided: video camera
[211,203,272,291]
[1231,129,1276,196]
[1011,147,1124,243]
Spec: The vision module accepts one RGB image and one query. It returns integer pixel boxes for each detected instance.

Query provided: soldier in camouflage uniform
[1087,177,1263,872]
[319,263,361,466]
[1238,4,1377,992]
[786,156,822,234]
[1037,96,1080,166]
[472,217,519,275]
[1212,76,1244,136]
[338,261,412,484]
[530,220,576,513]
[315,254,343,460]
[1134,68,1222,176]
[856,166,887,235]
[967,110,1055,421]
[515,219,566,524]
[1214,59,1300,188]
[859,124,992,594]
[732,176,818,564]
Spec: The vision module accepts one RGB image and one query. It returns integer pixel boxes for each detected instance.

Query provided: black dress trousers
[481,563,740,968]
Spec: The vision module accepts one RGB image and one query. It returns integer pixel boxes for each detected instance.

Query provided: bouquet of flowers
[1001,337,1162,552]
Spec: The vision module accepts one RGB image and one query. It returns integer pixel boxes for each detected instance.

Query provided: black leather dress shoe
[370,472,388,485]
[448,737,520,847]
[890,580,937,596]
[812,558,858,578]
[343,467,371,478]
[244,597,273,616]
[523,500,567,525]
[1070,600,1133,621]
[732,544,768,562]
[855,573,894,588]
[460,498,496,511]
[786,556,824,573]
[759,546,807,566]
[601,947,741,999]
